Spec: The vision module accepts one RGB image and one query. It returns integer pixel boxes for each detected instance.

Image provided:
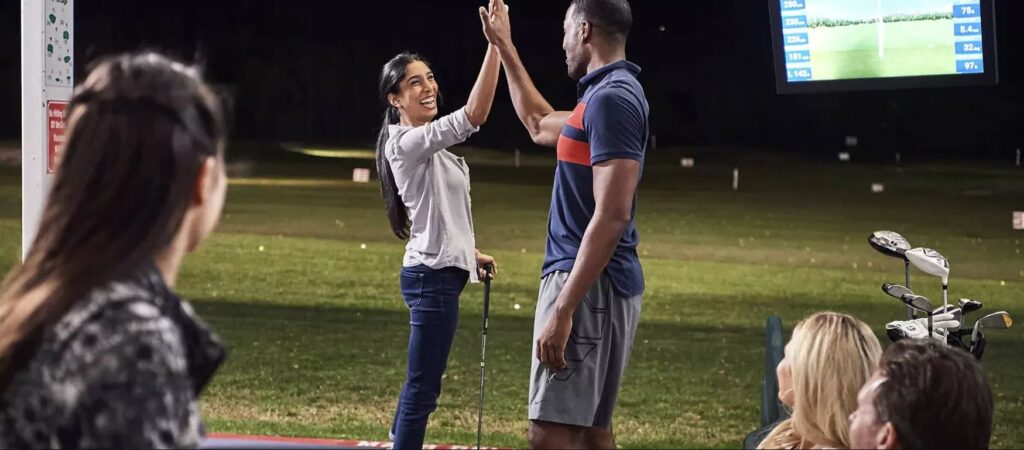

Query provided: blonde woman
[758,312,883,449]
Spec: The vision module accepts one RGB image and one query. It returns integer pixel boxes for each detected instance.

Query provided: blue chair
[743,316,791,449]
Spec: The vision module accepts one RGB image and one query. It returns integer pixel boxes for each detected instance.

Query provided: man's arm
[535,159,640,367]
[497,44,570,147]
[481,0,569,147]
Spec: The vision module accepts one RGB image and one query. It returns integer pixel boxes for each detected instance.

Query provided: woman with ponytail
[377,4,503,448]
[0,52,228,448]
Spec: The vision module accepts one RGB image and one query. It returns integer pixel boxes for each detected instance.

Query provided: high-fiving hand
[478,0,512,49]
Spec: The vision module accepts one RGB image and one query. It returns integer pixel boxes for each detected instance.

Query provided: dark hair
[570,0,633,45]
[0,52,227,387]
[874,339,993,450]
[375,52,441,240]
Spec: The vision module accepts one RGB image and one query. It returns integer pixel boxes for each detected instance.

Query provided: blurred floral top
[0,263,226,448]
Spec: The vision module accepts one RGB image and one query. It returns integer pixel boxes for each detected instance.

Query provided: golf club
[959,298,982,332]
[969,311,1013,354]
[882,283,914,300]
[902,294,935,336]
[869,231,914,319]
[881,285,936,336]
[476,264,494,450]
[906,247,950,312]
[960,298,983,314]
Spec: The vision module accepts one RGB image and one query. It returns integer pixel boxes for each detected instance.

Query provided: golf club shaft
[905,262,915,320]
[970,325,980,352]
[942,283,948,314]
[477,266,492,450]
[477,332,487,450]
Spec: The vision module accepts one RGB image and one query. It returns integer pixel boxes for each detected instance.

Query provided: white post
[514,148,521,168]
[21,0,74,260]
[1017,148,1021,168]
[732,167,739,191]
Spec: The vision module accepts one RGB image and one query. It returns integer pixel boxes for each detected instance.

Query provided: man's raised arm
[481,0,570,147]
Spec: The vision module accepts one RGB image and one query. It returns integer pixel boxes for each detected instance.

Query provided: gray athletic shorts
[528,271,643,429]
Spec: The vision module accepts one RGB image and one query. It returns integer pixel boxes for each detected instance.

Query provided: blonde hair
[758,312,883,449]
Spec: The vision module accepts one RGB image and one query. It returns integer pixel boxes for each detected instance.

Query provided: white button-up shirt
[386,107,480,282]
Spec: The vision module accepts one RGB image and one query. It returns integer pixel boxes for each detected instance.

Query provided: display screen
[770,0,998,93]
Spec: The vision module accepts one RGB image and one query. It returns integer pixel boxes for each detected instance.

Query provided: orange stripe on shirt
[567,103,586,129]
[557,135,591,166]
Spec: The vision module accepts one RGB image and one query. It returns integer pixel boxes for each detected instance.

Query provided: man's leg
[528,420,582,449]
[583,288,643,450]
[580,426,614,449]
[528,272,616,448]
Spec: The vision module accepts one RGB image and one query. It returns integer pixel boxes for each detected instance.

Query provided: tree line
[808,11,953,28]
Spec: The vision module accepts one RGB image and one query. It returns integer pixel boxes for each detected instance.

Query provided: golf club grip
[482,264,493,328]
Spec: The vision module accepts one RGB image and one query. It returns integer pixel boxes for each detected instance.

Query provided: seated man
[849,339,993,449]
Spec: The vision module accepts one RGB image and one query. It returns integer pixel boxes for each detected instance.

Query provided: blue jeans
[390,265,468,449]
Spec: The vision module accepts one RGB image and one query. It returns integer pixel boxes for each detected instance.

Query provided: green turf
[809,20,956,80]
[0,144,1022,448]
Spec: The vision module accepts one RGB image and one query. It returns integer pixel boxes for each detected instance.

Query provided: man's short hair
[874,339,993,450]
[569,0,633,45]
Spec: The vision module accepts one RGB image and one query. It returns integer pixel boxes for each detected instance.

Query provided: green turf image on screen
[805,0,959,81]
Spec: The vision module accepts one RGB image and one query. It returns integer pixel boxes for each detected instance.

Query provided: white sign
[871,183,885,193]
[680,158,695,168]
[845,136,858,147]
[352,168,371,183]
[1014,211,1024,230]
[838,152,851,162]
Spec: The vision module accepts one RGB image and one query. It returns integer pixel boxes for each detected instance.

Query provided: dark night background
[1,0,1022,160]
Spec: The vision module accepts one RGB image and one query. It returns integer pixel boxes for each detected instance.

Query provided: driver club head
[869,231,911,260]
[905,247,950,284]
[882,283,914,300]
[959,299,983,313]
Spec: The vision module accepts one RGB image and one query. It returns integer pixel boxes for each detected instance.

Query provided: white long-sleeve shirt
[386,107,480,282]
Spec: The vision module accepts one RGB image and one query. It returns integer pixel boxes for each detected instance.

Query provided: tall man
[480,0,649,447]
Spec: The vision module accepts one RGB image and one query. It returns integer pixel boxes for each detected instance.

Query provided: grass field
[809,20,956,80]
[0,143,1022,448]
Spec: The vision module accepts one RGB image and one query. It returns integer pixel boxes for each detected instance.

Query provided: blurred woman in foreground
[0,52,229,448]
